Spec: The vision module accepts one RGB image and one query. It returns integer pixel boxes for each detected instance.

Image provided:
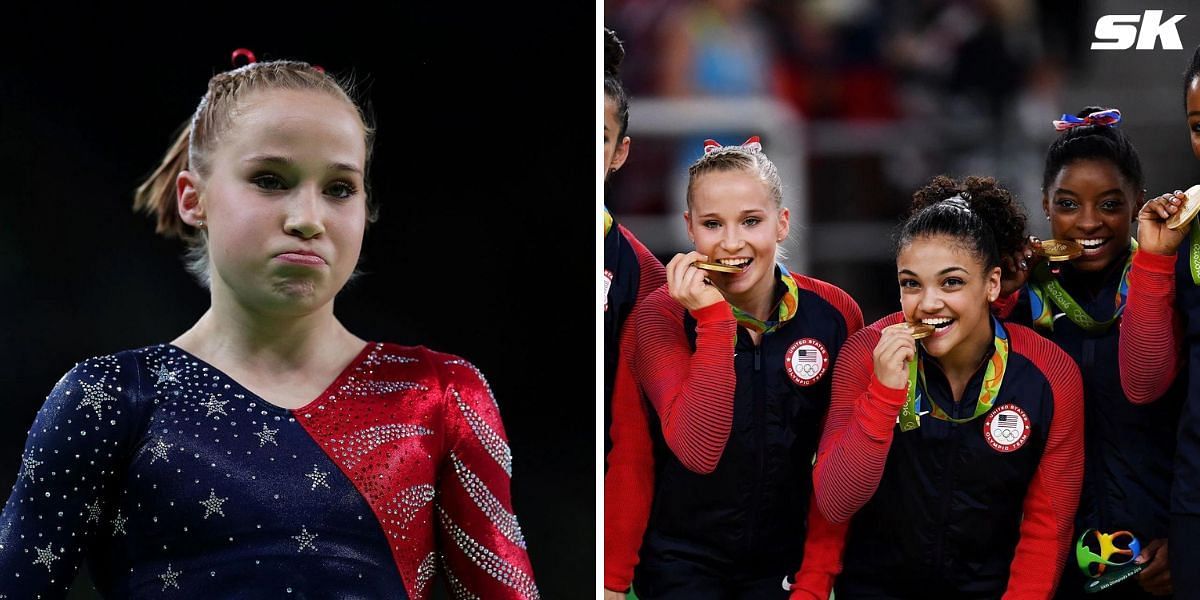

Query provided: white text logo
[1092,10,1185,50]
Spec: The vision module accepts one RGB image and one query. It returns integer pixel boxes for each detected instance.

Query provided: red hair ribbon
[231,48,257,68]
[702,135,763,155]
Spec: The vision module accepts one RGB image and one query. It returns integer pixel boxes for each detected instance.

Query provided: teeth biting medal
[1034,239,1084,262]
[693,261,745,273]
[909,323,935,339]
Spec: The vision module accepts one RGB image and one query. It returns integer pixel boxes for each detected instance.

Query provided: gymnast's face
[187,88,368,314]
[897,234,1000,363]
[685,168,788,308]
[1188,76,1200,161]
[1043,158,1137,273]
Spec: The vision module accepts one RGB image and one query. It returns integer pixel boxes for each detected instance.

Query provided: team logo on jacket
[785,338,828,386]
[603,269,613,312]
[983,404,1031,452]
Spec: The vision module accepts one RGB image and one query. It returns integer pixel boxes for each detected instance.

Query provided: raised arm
[631,286,737,474]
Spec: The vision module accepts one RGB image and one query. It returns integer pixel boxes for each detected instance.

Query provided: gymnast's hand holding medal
[874,323,921,390]
[1137,186,1198,256]
[666,251,727,311]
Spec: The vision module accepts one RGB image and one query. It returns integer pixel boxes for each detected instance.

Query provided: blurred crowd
[605,0,1089,317]
[608,0,1083,122]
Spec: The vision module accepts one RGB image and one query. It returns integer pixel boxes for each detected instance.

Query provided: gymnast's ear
[176,170,205,227]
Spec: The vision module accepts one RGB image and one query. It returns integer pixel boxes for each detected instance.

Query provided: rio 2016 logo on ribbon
[1093,10,1186,50]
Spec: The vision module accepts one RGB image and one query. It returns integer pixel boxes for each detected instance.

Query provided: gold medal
[909,323,935,339]
[693,261,743,273]
[1166,184,1200,230]
[1034,239,1084,262]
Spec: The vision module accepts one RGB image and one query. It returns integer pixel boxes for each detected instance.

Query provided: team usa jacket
[624,269,862,593]
[813,313,1084,599]
[603,214,666,592]
[1000,254,1180,551]
[1119,243,1200,516]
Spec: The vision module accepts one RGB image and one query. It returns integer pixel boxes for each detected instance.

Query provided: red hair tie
[231,48,257,68]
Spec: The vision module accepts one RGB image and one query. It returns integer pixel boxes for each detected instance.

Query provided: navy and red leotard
[0,342,536,599]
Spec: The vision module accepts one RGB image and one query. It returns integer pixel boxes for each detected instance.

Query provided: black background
[0,5,592,597]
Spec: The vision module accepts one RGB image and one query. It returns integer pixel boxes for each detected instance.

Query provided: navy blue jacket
[634,272,862,580]
[1007,256,1180,545]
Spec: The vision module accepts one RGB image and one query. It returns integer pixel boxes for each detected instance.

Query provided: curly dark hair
[899,175,1027,273]
[1042,106,1143,194]
[604,27,630,140]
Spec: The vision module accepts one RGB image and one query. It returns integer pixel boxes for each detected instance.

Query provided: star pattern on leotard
[159,564,182,590]
[77,380,116,417]
[32,542,59,571]
[151,365,179,386]
[84,498,103,523]
[199,489,228,519]
[111,510,128,536]
[148,438,173,464]
[254,424,279,447]
[20,455,43,482]
[199,394,229,418]
[2,343,537,599]
[292,525,318,552]
[305,466,330,490]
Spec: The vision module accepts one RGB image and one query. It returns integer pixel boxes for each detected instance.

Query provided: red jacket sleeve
[631,287,738,474]
[602,225,667,592]
[603,309,657,592]
[1002,328,1084,600]
[789,492,849,599]
[621,224,667,307]
[1118,250,1183,404]
[780,276,861,598]
[813,314,907,524]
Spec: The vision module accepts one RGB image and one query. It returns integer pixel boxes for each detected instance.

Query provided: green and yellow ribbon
[1189,223,1200,286]
[730,263,800,335]
[899,317,1009,432]
[1027,239,1136,333]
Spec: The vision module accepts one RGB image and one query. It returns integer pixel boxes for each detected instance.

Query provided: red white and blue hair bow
[1052,109,1121,132]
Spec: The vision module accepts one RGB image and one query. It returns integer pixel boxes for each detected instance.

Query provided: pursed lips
[274,249,327,265]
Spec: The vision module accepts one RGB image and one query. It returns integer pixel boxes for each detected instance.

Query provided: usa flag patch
[785,338,829,387]
[983,404,1031,453]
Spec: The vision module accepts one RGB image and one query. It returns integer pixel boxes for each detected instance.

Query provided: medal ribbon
[730,263,799,335]
[1190,224,1200,286]
[899,317,1009,431]
[1027,240,1137,333]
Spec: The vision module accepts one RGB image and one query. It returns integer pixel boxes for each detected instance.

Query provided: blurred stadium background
[605,0,1200,322]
